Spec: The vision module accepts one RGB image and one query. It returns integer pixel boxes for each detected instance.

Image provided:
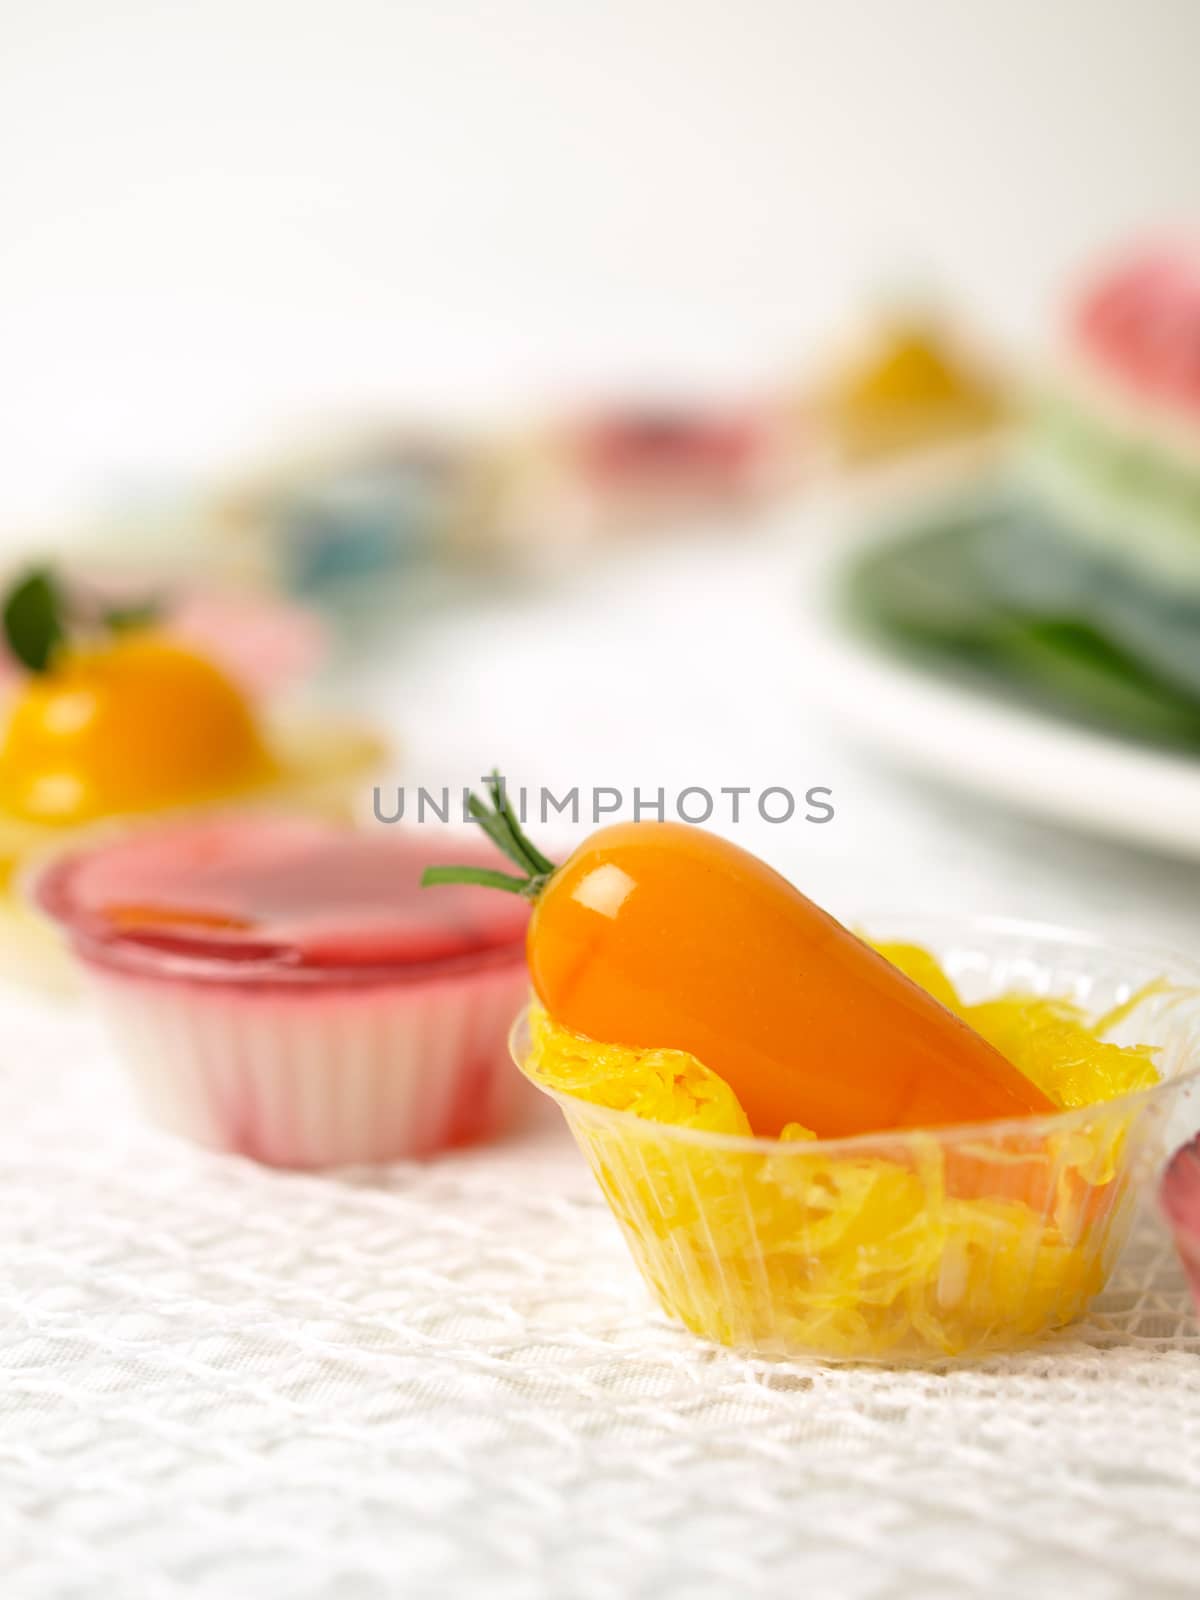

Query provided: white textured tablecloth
[5,526,1200,1599]
[4,1000,1199,1600]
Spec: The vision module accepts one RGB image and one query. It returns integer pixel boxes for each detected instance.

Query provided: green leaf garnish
[1,568,164,673]
[421,770,559,899]
[421,864,535,894]
[3,568,66,673]
[487,772,555,876]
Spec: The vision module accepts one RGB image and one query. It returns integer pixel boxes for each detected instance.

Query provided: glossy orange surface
[526,822,1054,1138]
[0,633,275,824]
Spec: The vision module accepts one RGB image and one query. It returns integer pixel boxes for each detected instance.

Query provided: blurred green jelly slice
[844,490,1200,752]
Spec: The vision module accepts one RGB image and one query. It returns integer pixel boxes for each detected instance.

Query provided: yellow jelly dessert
[818,313,1007,465]
[523,944,1163,1361]
[0,572,384,989]
[0,634,275,824]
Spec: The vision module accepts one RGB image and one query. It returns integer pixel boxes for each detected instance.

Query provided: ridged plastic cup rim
[508,911,1200,1158]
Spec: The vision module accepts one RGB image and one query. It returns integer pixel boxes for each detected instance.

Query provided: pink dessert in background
[167,590,327,696]
[0,583,326,699]
[1161,1135,1200,1317]
[562,401,787,534]
[576,409,765,488]
[1072,245,1200,417]
[34,817,531,1168]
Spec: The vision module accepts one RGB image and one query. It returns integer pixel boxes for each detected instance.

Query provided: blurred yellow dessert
[817,309,1008,465]
[0,633,275,824]
[0,568,384,989]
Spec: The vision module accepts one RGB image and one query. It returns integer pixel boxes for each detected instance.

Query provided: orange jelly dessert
[426,780,1052,1140]
[0,568,383,987]
[521,824,1053,1139]
[0,633,276,824]
[425,775,1171,1361]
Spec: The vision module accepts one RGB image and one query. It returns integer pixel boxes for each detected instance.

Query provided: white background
[1,0,1198,532]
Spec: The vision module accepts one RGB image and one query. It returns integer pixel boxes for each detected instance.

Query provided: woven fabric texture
[3,996,1199,1600]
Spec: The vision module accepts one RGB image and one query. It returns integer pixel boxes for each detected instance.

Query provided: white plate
[799,522,1200,861]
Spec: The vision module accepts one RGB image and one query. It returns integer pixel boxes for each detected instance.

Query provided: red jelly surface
[35,817,529,985]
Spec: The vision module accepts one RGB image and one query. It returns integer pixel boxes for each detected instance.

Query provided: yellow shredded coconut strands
[525,944,1163,1360]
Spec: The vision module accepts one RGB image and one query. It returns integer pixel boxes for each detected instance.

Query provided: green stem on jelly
[421,770,559,900]
[2,566,163,675]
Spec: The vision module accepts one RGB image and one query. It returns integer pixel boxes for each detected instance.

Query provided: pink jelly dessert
[565,402,783,533]
[1073,246,1200,417]
[1161,1134,1200,1317]
[577,409,765,488]
[34,816,531,1167]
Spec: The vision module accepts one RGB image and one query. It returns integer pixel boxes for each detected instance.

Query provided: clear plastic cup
[511,914,1200,1364]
